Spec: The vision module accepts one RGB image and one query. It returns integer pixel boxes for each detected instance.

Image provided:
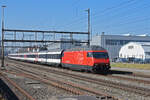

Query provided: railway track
[4,69,85,95]
[103,74,150,84]
[128,73,150,79]
[7,59,150,84]
[5,62,118,100]
[6,59,150,97]
[0,71,35,100]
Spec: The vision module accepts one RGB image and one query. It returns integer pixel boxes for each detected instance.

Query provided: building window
[106,39,130,45]
[128,46,134,49]
[105,39,150,46]
[120,54,122,57]
[145,52,150,56]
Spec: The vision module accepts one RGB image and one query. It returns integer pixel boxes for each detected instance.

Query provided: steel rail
[8,59,150,97]
[4,66,86,95]
[8,63,118,100]
[106,75,150,84]
[9,59,150,84]
[0,71,35,100]
[34,66,150,96]
[4,70,85,96]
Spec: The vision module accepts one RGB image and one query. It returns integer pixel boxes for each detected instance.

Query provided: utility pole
[85,8,90,46]
[1,6,6,68]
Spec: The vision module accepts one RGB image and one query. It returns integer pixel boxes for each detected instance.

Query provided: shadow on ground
[0,79,19,100]
[98,70,133,75]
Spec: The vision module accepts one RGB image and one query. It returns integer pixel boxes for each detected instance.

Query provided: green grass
[111,63,150,70]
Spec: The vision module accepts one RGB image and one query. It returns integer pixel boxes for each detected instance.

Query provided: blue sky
[0,0,150,37]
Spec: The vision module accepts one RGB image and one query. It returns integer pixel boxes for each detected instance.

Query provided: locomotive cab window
[93,52,109,59]
[62,53,64,57]
[87,52,93,57]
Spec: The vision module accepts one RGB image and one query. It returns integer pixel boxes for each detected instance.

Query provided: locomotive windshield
[87,52,109,59]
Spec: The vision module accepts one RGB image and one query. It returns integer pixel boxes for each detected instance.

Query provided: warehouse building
[91,33,150,61]
[47,38,83,50]
[119,42,150,60]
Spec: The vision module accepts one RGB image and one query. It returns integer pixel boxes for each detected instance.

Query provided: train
[8,46,111,73]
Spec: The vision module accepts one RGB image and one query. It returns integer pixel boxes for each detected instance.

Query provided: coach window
[51,54,53,59]
[32,55,36,58]
[44,54,46,58]
[56,54,58,59]
[29,55,32,58]
[50,54,52,59]
[28,55,31,58]
[47,54,51,59]
[56,54,59,59]
[41,54,46,58]
[42,54,45,58]
[47,54,49,58]
[53,54,55,59]
[41,55,44,58]
[53,54,56,59]
[39,55,42,58]
[55,54,57,59]
[58,54,61,59]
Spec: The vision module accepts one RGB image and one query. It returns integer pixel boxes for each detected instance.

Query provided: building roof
[136,42,150,46]
[128,42,150,53]
[65,45,106,51]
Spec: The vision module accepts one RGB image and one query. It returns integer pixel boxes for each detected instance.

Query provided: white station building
[119,42,150,60]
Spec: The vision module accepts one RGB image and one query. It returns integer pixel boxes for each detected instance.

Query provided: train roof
[65,45,106,51]
[8,49,63,55]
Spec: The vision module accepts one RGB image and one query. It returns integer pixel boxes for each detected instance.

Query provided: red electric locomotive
[61,46,110,72]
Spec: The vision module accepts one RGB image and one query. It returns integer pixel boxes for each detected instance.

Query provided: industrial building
[47,38,84,50]
[91,33,150,61]
[119,42,150,60]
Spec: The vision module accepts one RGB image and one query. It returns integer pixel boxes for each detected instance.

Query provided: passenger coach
[8,50,63,66]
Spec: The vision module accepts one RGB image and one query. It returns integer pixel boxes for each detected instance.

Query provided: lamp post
[1,5,6,68]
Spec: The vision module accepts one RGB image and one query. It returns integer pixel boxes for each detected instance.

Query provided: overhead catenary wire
[60,0,139,31]
[92,0,150,35]
[92,0,139,18]
[71,0,81,7]
[92,0,145,26]
[105,17,150,29]
[96,17,150,35]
